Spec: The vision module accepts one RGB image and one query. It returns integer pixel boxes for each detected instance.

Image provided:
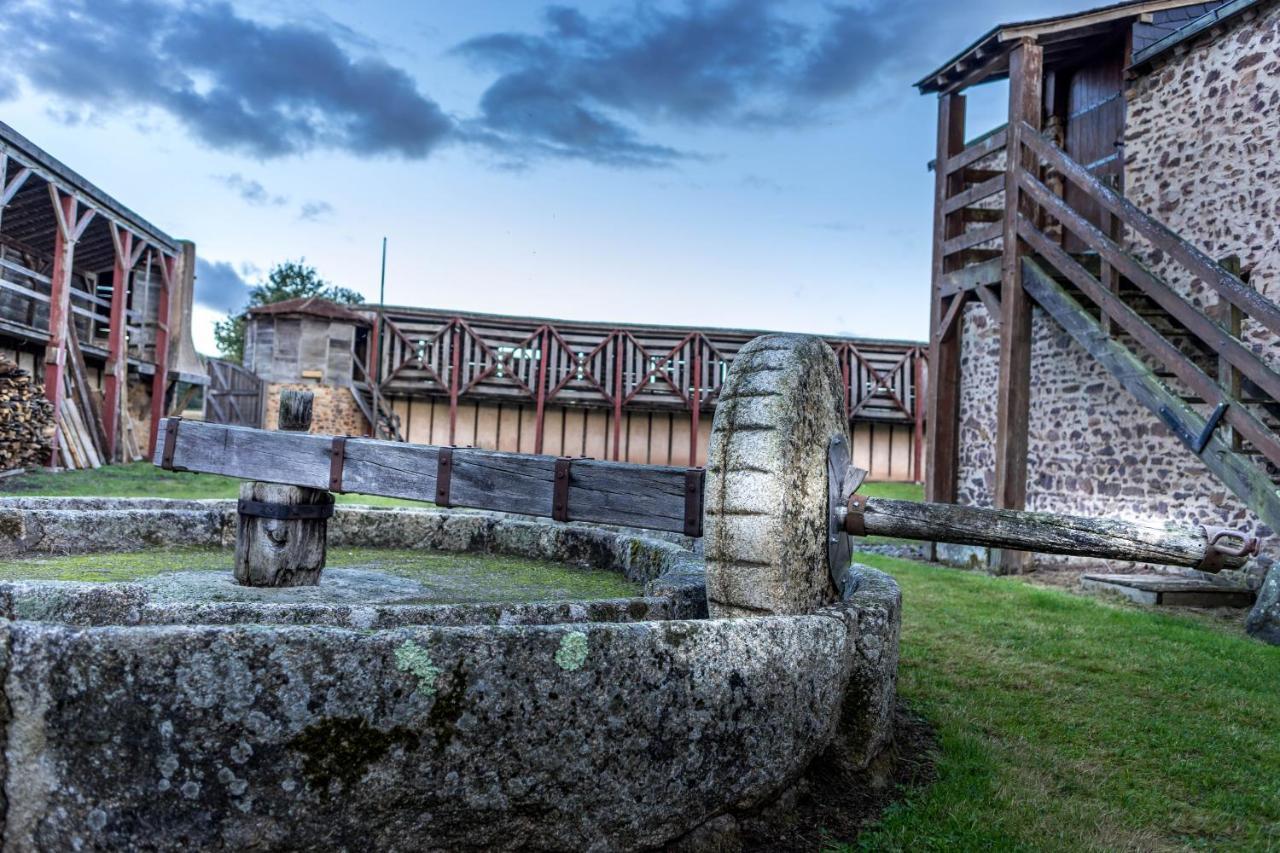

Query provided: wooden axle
[844,497,1257,573]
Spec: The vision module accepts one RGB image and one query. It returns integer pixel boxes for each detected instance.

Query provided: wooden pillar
[234,389,333,586]
[534,326,550,454]
[147,253,174,458]
[993,39,1044,574]
[104,225,143,462]
[924,92,967,504]
[448,321,461,445]
[689,335,701,466]
[44,187,95,467]
[612,332,624,461]
[367,310,382,438]
[913,348,926,483]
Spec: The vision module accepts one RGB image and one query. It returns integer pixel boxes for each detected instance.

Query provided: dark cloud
[194,258,252,313]
[215,173,287,207]
[0,0,453,160]
[454,1,906,166]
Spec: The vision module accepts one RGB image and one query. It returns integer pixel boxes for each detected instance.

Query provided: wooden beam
[147,253,175,457]
[942,222,1004,258]
[993,39,1041,574]
[941,175,1005,215]
[153,419,701,535]
[103,223,134,461]
[1022,256,1280,536]
[43,188,78,466]
[945,127,1009,175]
[925,92,968,505]
[940,257,1003,297]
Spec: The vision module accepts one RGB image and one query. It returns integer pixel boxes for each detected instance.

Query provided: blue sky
[0,0,1081,353]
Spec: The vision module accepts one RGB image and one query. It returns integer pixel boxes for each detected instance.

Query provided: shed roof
[916,0,1226,94]
[248,297,370,324]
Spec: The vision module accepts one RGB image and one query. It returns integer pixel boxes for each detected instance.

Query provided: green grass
[0,546,639,602]
[0,462,423,507]
[859,481,924,502]
[842,554,1280,852]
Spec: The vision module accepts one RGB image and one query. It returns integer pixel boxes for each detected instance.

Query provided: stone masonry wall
[262,382,369,436]
[949,8,1280,574]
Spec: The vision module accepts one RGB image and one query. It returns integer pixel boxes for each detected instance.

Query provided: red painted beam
[147,253,175,458]
[44,188,79,467]
[103,225,136,462]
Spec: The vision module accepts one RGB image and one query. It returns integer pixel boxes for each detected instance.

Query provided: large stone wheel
[704,334,849,618]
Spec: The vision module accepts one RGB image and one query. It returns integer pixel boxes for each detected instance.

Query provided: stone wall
[261,383,368,436]
[946,8,1280,574]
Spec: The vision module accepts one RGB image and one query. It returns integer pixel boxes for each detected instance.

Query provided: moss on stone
[554,631,589,671]
[394,640,440,696]
[0,547,640,602]
[288,716,420,794]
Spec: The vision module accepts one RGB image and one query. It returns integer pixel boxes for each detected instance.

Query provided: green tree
[213,260,364,363]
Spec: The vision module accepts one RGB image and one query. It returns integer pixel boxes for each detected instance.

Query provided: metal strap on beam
[435,446,454,507]
[683,468,705,537]
[329,436,347,492]
[553,457,573,522]
[160,416,181,470]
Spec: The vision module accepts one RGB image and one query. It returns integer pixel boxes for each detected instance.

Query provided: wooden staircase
[937,120,1280,536]
[350,381,404,442]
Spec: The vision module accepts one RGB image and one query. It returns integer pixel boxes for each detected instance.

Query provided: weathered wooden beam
[1021,256,1280,537]
[154,419,700,535]
[857,497,1253,571]
[945,127,1008,175]
[939,257,1003,298]
[941,174,1004,215]
[926,92,968,505]
[993,39,1042,574]
[941,222,1004,258]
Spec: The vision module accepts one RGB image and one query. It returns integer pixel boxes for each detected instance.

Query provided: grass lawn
[844,554,1280,852]
[0,462,421,507]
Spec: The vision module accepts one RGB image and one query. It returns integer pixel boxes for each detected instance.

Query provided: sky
[0,0,1085,354]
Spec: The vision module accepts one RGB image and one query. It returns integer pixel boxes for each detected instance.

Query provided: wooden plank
[941,222,1003,258]
[562,407,587,457]
[1019,223,1280,467]
[474,401,500,450]
[153,419,697,534]
[939,257,1003,297]
[542,407,565,456]
[1018,123,1280,337]
[626,412,649,464]
[945,127,1008,174]
[497,404,521,453]
[1018,171,1280,407]
[992,40,1041,574]
[941,174,1005,215]
[518,405,538,455]
[1021,256,1280,535]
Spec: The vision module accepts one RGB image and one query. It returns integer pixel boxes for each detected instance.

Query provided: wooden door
[1063,46,1126,252]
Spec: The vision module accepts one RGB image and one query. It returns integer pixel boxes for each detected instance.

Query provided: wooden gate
[205,360,263,428]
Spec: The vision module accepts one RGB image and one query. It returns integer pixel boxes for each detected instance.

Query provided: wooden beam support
[154,419,702,535]
[993,39,1042,574]
[147,253,175,458]
[925,92,968,504]
[103,223,134,462]
[43,187,79,467]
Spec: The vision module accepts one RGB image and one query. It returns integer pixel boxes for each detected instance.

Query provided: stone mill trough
[0,335,1259,851]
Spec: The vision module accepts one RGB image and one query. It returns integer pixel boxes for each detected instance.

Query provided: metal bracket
[827,435,868,598]
[1197,525,1259,573]
[160,417,182,470]
[329,436,347,493]
[1159,402,1228,455]
[553,457,573,522]
[237,499,334,521]
[683,468,705,537]
[435,447,454,507]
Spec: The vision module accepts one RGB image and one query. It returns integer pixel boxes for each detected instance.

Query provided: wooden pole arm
[847,497,1258,572]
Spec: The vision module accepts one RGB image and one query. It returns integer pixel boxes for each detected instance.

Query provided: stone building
[242,297,381,437]
[917,0,1280,634]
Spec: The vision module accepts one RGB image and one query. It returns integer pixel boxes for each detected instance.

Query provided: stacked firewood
[0,357,55,470]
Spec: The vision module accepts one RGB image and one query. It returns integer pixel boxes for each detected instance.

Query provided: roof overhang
[915,0,1222,95]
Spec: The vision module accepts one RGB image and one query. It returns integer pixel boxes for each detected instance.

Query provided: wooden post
[234,389,333,587]
[689,335,701,467]
[1218,256,1245,451]
[925,92,967,505]
[913,348,926,483]
[104,224,143,462]
[44,188,94,467]
[992,39,1043,574]
[534,326,550,454]
[147,253,174,458]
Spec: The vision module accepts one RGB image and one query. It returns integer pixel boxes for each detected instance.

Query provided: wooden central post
[234,390,334,586]
[993,39,1044,574]
[925,92,967,504]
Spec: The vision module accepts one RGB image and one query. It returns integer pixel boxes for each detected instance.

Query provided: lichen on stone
[394,640,441,695]
[554,631,589,671]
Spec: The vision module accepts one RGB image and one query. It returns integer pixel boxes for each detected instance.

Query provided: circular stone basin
[0,498,900,851]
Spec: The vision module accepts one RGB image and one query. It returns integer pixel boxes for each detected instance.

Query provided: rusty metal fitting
[843,492,869,537]
[1197,525,1259,573]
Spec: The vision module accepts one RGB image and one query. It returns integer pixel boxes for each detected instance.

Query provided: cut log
[233,389,331,587]
[854,498,1254,572]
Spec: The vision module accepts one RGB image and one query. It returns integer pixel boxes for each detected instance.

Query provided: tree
[214,260,364,363]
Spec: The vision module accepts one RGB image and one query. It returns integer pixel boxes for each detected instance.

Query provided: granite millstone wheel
[704,334,850,618]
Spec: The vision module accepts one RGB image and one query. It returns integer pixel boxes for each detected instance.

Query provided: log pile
[0,357,55,471]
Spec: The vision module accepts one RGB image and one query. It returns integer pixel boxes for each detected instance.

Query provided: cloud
[194,258,252,313]
[298,200,334,222]
[215,173,287,207]
[0,0,453,160]
[453,1,907,166]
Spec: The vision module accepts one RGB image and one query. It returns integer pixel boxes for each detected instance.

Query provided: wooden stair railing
[1005,120,1280,531]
